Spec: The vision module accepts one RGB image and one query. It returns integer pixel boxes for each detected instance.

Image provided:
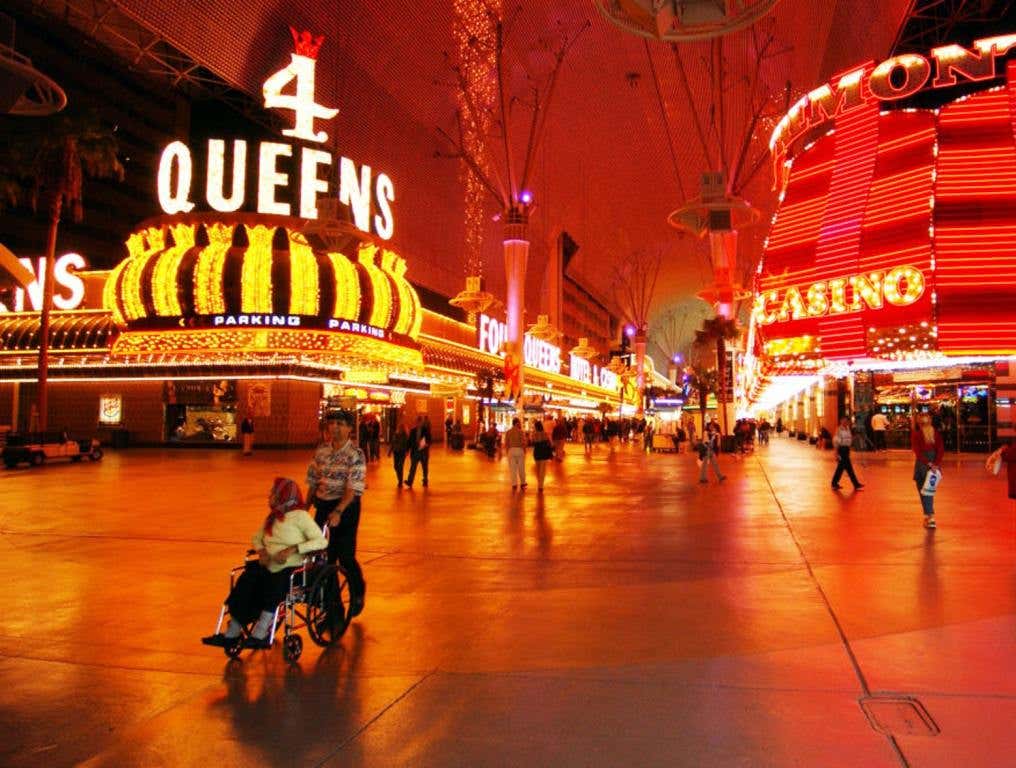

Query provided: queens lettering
[158,140,395,239]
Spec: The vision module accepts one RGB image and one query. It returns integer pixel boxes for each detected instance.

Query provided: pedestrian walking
[407,414,432,488]
[552,417,568,461]
[389,421,409,486]
[997,437,1016,502]
[240,415,255,455]
[698,423,726,483]
[504,417,527,490]
[531,421,553,491]
[582,418,595,455]
[911,413,944,528]
[831,417,864,491]
[306,410,368,617]
[367,418,381,463]
[871,411,888,451]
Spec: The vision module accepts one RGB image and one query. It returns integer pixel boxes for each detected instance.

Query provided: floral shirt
[307,439,366,501]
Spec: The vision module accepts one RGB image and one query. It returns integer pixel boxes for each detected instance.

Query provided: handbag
[986,448,1004,476]
[920,467,942,496]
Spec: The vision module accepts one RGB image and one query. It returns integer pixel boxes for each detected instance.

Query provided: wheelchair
[210,547,350,662]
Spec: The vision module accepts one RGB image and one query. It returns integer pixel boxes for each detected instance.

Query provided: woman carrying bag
[912,413,944,529]
[531,421,553,492]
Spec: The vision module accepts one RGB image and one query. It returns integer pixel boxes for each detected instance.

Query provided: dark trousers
[408,448,429,485]
[874,431,886,451]
[392,450,407,484]
[314,496,366,600]
[832,446,860,487]
[227,564,295,625]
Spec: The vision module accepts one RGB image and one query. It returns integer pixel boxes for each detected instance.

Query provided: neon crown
[290,27,325,59]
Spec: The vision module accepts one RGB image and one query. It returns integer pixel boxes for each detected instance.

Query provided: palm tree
[693,316,740,436]
[0,107,123,431]
[685,364,718,437]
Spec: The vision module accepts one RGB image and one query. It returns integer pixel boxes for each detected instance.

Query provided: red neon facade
[755,55,1016,370]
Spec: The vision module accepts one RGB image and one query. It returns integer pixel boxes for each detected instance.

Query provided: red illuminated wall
[758,62,1016,363]
[934,60,1016,355]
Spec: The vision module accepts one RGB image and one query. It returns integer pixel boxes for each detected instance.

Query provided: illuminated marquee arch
[105,213,424,373]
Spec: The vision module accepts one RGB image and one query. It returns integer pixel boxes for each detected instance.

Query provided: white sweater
[251,508,328,573]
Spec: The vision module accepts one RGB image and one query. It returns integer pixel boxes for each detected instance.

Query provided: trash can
[111,429,129,449]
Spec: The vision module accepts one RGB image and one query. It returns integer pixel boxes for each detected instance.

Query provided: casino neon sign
[753,264,925,326]
[770,33,1016,173]
[157,29,395,239]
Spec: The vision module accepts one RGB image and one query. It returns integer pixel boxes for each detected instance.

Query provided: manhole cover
[860,695,939,737]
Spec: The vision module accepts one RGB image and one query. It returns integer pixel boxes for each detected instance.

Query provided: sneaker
[831,484,842,490]
[243,636,272,650]
[924,516,936,529]
[854,484,864,490]
[201,633,232,647]
[719,476,726,482]
[699,479,708,484]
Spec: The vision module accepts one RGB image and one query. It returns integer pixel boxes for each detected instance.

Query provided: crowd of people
[204,403,1016,653]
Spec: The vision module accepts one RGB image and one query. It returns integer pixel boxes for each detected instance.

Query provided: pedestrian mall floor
[2,436,1014,767]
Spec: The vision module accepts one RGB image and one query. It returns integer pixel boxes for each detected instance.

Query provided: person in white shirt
[308,410,368,617]
[831,417,864,491]
[871,411,889,451]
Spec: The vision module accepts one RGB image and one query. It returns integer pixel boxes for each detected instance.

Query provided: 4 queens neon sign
[770,34,1016,174]
[157,28,395,239]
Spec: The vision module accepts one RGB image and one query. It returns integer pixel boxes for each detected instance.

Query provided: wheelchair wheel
[282,633,303,663]
[306,564,348,646]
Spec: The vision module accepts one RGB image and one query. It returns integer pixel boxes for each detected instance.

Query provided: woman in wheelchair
[203,477,327,650]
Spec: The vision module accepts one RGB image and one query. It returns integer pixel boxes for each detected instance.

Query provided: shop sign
[164,379,236,405]
[754,264,925,326]
[770,34,1016,169]
[0,253,86,313]
[569,354,620,391]
[477,313,562,375]
[98,394,123,425]
[156,29,395,239]
[893,367,963,383]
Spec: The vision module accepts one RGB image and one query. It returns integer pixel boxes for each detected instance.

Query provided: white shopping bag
[920,467,942,496]
[986,448,1003,476]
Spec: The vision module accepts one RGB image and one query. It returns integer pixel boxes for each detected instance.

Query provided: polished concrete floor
[1,435,1013,767]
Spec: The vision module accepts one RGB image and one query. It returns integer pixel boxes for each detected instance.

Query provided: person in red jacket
[912,413,945,528]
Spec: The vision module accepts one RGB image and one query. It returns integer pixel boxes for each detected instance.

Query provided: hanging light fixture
[449,275,496,320]
[569,337,597,360]
[527,313,561,342]
[595,0,784,43]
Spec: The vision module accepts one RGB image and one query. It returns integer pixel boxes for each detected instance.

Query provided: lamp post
[503,197,531,416]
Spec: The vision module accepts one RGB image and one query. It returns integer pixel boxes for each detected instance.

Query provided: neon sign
[157,28,395,239]
[569,354,620,391]
[210,314,390,339]
[754,264,925,326]
[770,34,1016,173]
[0,253,86,313]
[478,314,562,374]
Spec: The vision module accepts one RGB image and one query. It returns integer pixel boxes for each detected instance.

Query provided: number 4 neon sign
[262,27,339,144]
